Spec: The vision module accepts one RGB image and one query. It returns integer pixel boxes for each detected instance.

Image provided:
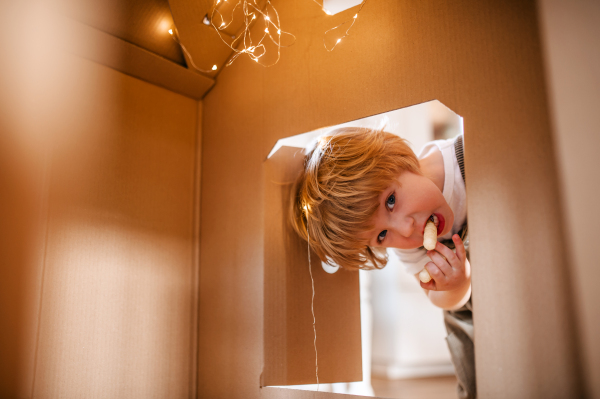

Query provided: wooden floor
[371,375,458,399]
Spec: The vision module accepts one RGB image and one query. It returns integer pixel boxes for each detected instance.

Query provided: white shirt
[393,135,467,275]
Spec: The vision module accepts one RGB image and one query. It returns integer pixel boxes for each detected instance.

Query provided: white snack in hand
[423,219,437,250]
[419,268,432,283]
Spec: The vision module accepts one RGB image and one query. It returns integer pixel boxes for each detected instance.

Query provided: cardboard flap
[262,146,362,386]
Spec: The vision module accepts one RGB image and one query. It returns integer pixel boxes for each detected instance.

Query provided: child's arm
[416,235,471,310]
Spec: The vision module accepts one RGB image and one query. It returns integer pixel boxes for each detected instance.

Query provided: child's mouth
[429,213,445,236]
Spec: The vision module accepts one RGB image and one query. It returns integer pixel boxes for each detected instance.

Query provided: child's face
[362,171,454,250]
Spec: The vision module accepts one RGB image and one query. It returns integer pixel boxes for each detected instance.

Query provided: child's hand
[420,234,470,292]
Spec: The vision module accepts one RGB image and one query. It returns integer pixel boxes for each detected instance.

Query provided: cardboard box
[2,0,598,398]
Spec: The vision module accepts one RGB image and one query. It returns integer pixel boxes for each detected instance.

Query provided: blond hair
[291,127,421,270]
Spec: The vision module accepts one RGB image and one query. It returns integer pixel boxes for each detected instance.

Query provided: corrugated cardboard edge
[262,146,362,386]
[189,101,202,399]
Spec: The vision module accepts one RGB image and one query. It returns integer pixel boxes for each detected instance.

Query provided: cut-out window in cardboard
[263,100,464,397]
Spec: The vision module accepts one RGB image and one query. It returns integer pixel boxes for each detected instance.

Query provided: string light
[167,0,369,71]
[322,0,369,51]
[309,0,368,51]
[168,27,218,73]
[209,0,296,67]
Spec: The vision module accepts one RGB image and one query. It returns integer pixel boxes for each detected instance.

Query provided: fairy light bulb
[265,27,269,33]
[212,65,217,70]
[336,38,341,44]
[252,14,256,20]
[265,15,270,21]
[220,22,225,27]
[168,29,173,35]
[354,14,358,18]
[277,29,281,34]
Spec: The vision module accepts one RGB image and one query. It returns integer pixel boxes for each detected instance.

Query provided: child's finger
[420,279,436,290]
[433,241,458,266]
[425,262,445,281]
[427,250,451,276]
[453,234,467,262]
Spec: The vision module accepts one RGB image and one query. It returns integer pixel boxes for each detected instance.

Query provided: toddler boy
[291,127,474,398]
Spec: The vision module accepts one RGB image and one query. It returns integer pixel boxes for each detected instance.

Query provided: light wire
[322,0,369,51]
[168,0,369,71]
[170,33,215,73]
[307,224,319,390]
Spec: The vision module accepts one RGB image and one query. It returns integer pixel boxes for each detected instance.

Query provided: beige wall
[200,0,580,397]
[538,1,600,397]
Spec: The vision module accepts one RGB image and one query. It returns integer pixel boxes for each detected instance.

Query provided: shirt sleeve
[393,247,429,275]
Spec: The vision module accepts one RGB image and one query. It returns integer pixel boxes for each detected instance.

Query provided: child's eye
[386,193,396,211]
[377,230,387,243]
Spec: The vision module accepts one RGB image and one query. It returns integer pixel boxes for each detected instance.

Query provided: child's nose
[398,217,415,237]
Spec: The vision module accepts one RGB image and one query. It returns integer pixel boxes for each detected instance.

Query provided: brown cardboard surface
[64,16,215,100]
[27,56,200,397]
[169,0,255,79]
[169,0,233,79]
[262,146,362,386]
[537,1,600,397]
[0,93,48,399]
[0,4,61,396]
[2,5,203,395]
[189,100,203,399]
[198,0,580,397]
[1,0,590,397]
[55,0,186,65]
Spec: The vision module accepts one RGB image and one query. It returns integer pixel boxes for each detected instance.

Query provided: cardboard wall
[538,1,600,397]
[0,62,48,399]
[0,5,202,393]
[200,0,581,397]
[1,1,593,398]
[33,57,199,397]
